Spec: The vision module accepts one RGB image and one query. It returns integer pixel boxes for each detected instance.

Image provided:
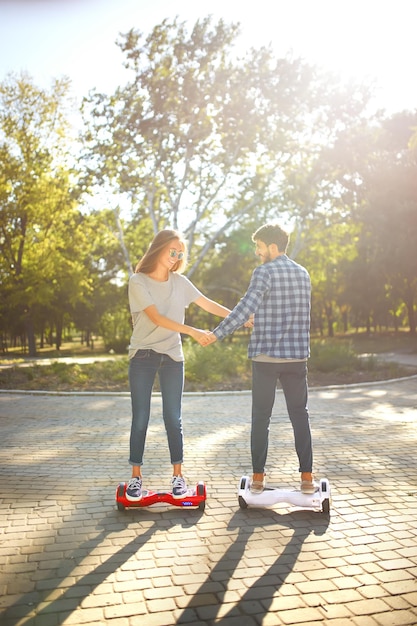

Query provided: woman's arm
[194,295,231,318]
[143,304,209,344]
[195,295,253,328]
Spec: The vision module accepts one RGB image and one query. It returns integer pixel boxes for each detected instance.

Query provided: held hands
[190,328,215,346]
[200,332,217,347]
[190,328,217,347]
[191,317,252,347]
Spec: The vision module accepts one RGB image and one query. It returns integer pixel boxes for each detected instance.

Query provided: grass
[1,331,416,392]
[0,358,129,392]
[333,329,417,355]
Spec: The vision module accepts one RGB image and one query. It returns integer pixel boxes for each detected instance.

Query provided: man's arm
[201,266,269,345]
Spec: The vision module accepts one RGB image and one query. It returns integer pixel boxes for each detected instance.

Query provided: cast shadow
[177,506,330,624]
[1,506,204,626]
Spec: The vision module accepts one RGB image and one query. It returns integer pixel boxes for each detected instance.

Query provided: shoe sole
[300,484,317,495]
[250,481,266,494]
[125,493,143,502]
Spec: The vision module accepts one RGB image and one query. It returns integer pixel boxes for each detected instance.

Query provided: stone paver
[1,377,417,625]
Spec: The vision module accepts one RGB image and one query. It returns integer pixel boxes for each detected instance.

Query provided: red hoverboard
[116,481,207,512]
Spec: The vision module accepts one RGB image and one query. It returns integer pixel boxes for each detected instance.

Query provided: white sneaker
[300,473,317,494]
[126,476,143,501]
[250,476,266,494]
[171,475,187,498]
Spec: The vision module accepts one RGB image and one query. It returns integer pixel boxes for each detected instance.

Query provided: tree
[0,73,88,354]
[82,16,372,279]
[333,111,417,333]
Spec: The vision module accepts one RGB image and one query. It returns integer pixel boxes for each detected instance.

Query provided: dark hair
[252,223,289,253]
[135,229,187,274]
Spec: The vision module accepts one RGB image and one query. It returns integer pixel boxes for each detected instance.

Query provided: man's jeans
[128,349,184,467]
[251,360,313,474]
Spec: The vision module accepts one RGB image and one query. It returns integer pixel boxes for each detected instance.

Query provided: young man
[202,223,315,494]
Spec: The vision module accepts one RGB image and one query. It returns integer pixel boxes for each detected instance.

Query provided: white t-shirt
[128,272,202,361]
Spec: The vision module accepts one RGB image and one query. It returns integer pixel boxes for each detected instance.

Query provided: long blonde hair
[135,229,187,275]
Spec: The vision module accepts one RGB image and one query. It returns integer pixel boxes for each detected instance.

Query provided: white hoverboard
[238,476,331,514]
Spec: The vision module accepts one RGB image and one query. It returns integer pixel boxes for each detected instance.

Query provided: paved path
[1,377,417,626]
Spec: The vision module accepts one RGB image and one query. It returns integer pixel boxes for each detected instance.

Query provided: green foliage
[310,338,364,373]
[97,295,131,354]
[189,222,258,316]
[1,18,417,356]
[103,337,130,355]
[82,16,373,281]
[309,339,358,372]
[0,358,129,391]
[183,339,250,386]
[322,110,417,334]
[2,335,413,392]
[0,74,90,353]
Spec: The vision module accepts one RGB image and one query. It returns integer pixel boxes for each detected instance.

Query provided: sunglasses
[168,248,184,261]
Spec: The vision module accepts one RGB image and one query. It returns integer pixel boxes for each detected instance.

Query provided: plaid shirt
[213,254,311,359]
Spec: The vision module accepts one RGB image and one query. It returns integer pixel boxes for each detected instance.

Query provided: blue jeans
[251,360,313,474]
[128,349,184,467]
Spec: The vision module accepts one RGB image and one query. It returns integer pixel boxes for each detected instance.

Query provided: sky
[0,0,416,115]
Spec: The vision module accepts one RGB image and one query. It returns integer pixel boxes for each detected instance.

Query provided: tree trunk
[55,317,63,350]
[325,304,334,337]
[405,298,416,335]
[25,311,37,357]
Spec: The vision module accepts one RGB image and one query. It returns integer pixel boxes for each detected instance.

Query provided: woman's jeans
[251,360,313,474]
[128,349,184,467]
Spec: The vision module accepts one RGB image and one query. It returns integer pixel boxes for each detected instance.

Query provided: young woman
[126,229,232,501]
